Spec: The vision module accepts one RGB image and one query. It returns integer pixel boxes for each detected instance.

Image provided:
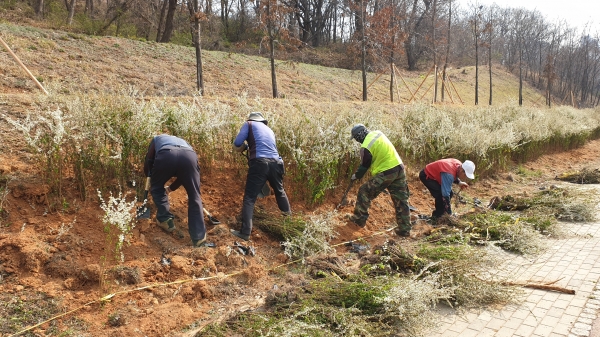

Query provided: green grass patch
[0,290,88,336]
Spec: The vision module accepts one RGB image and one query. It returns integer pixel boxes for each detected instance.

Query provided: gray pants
[150,146,206,241]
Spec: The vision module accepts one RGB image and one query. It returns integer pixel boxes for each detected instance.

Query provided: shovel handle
[335,179,355,209]
[144,177,151,191]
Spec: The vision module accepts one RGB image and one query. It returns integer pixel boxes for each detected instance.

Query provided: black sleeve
[143,138,156,177]
[354,148,372,179]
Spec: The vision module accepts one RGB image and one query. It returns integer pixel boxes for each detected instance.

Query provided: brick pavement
[429,217,600,337]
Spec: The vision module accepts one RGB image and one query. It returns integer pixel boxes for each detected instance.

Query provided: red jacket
[424,158,462,185]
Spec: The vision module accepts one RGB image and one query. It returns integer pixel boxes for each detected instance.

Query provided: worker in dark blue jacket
[144,134,207,247]
[231,112,291,241]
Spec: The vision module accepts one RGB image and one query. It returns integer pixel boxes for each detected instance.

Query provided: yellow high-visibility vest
[361,131,402,175]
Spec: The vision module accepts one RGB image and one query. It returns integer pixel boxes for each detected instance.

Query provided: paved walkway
[430,199,600,336]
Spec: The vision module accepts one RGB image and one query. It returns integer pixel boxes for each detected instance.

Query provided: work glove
[165,186,172,194]
[443,196,452,214]
[351,174,357,181]
[233,142,249,153]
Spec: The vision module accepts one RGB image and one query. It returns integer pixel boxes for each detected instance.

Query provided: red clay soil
[2,102,600,336]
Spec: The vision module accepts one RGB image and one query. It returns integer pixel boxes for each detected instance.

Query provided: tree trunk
[267,0,278,98]
[474,13,479,105]
[361,0,367,101]
[488,45,492,105]
[98,1,129,35]
[188,0,204,94]
[390,0,395,102]
[519,40,523,106]
[441,0,451,102]
[160,0,177,43]
[432,0,437,103]
[488,7,492,105]
[85,0,93,16]
[67,0,76,25]
[35,0,44,18]
[156,0,168,42]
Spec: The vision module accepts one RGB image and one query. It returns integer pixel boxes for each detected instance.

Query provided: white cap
[462,160,475,179]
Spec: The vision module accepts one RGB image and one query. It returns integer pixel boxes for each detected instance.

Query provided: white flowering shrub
[7,91,600,204]
[3,108,73,197]
[97,190,136,263]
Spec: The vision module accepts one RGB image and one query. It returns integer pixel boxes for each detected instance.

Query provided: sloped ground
[0,22,545,105]
[0,22,595,337]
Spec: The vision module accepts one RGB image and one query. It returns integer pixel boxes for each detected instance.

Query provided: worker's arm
[143,138,157,177]
[352,148,372,180]
[233,122,249,152]
[440,172,455,214]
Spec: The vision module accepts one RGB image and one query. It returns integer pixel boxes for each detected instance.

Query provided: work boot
[157,218,184,239]
[192,233,207,247]
[344,213,366,228]
[157,218,176,233]
[230,229,250,241]
[394,227,411,238]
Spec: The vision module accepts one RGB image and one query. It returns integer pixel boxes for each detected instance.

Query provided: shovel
[203,208,221,225]
[137,177,151,219]
[335,179,355,210]
[257,183,271,198]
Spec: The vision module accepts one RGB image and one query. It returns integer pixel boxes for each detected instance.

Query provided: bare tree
[35,0,44,18]
[159,0,177,42]
[66,0,77,25]
[187,0,205,94]
[403,0,431,70]
[440,0,451,102]
[469,3,483,105]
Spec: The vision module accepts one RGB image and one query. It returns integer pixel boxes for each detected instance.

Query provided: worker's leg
[150,148,177,223]
[266,159,291,214]
[176,148,206,242]
[419,169,445,218]
[240,159,269,236]
[351,173,391,226]
[388,169,411,234]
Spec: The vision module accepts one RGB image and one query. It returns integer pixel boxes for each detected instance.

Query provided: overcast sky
[455,0,600,33]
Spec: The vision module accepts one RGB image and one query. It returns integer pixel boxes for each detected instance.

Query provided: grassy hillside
[1,22,545,105]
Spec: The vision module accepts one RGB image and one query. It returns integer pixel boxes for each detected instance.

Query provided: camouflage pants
[352,168,411,233]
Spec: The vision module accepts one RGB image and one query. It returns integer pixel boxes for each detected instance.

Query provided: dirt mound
[0,232,54,274]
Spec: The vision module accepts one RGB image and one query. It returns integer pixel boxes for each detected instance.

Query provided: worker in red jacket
[419,158,475,221]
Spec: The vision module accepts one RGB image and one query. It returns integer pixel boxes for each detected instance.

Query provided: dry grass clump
[416,244,521,308]
[253,208,306,241]
[457,211,548,255]
[202,273,452,337]
[282,211,338,260]
[489,187,596,223]
[557,167,600,184]
[358,240,520,309]
[0,290,89,336]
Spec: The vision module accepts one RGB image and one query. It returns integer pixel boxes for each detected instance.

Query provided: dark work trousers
[353,167,411,233]
[241,158,291,236]
[419,169,453,218]
[150,146,206,241]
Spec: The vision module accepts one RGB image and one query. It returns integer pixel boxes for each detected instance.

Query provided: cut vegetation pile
[556,167,600,184]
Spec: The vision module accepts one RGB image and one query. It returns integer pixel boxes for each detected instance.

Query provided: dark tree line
[10,0,600,106]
